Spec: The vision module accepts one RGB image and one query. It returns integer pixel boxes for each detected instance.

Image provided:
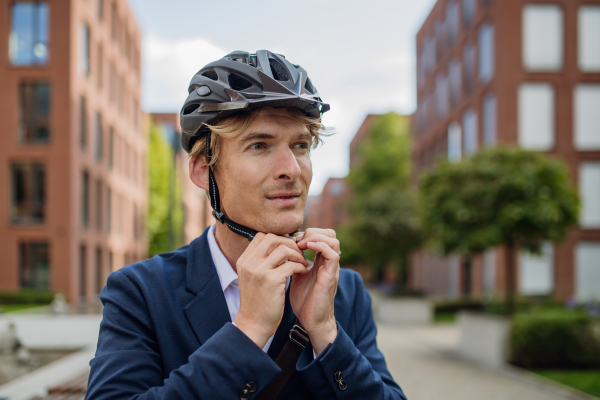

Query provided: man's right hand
[233,233,308,349]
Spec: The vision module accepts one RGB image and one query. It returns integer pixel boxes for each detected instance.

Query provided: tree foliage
[419,146,579,256]
[341,112,421,274]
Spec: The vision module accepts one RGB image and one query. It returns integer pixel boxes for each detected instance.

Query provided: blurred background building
[0,0,145,304]
[411,0,600,301]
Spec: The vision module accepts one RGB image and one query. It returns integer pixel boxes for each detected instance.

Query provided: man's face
[215,108,313,235]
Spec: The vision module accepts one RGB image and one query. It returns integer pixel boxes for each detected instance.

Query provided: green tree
[342,112,421,281]
[419,147,579,314]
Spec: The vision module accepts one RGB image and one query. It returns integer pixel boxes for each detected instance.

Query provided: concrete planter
[458,311,512,368]
[376,297,433,325]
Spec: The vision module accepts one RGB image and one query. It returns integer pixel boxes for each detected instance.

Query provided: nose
[272,146,302,181]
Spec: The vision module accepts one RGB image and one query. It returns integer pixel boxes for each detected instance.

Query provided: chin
[257,212,304,235]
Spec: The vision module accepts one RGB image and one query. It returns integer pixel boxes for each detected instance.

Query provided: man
[86,50,406,400]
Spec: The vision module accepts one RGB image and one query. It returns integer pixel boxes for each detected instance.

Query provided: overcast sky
[126,0,437,195]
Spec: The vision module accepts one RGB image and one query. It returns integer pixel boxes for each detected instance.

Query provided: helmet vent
[201,70,218,81]
[304,77,315,94]
[228,73,252,91]
[183,103,200,115]
[269,58,289,81]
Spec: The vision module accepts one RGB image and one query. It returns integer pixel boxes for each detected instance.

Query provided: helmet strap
[206,130,258,241]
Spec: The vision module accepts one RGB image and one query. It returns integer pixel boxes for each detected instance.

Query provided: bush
[0,290,55,305]
[434,299,485,315]
[510,310,600,369]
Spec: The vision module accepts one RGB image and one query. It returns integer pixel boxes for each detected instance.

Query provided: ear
[189,156,209,192]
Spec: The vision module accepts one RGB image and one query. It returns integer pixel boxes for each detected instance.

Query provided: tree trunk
[505,241,516,315]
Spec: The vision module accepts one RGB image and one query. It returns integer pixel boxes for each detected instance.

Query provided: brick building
[411,0,600,301]
[0,0,145,303]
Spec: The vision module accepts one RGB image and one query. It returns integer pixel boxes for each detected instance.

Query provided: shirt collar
[207,223,291,294]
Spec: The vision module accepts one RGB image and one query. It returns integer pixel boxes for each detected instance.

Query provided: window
[109,127,114,168]
[95,112,103,161]
[463,0,476,27]
[80,96,87,149]
[522,5,564,71]
[96,179,102,231]
[449,60,461,107]
[463,109,478,156]
[519,243,554,295]
[447,122,462,162]
[80,245,87,300]
[20,242,49,289]
[463,43,476,95]
[9,2,49,66]
[447,2,459,46]
[518,83,555,150]
[98,0,104,20]
[109,62,116,103]
[478,23,494,83]
[82,171,90,227]
[424,35,436,74]
[575,242,600,301]
[11,163,45,224]
[483,249,496,297]
[483,93,497,146]
[436,74,449,118]
[579,163,600,228]
[579,6,600,72]
[97,44,103,88]
[19,82,50,143]
[95,247,103,295]
[435,18,445,60]
[107,187,112,233]
[574,85,600,150]
[79,24,90,76]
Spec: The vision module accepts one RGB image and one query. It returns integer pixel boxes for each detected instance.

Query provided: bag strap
[256,318,309,400]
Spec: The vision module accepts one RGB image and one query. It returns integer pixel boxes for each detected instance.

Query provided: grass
[532,370,600,398]
[0,304,49,313]
[434,313,456,324]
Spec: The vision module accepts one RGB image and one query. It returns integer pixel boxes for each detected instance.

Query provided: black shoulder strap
[256,318,309,400]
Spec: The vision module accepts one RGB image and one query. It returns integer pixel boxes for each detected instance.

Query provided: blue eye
[294,142,308,149]
[249,143,264,150]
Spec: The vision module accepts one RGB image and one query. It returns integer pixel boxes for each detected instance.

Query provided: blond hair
[188,107,330,166]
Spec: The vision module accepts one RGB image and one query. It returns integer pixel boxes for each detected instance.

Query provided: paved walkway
[377,323,594,400]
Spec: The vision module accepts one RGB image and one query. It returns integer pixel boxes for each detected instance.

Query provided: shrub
[434,299,485,315]
[0,290,55,305]
[509,310,600,369]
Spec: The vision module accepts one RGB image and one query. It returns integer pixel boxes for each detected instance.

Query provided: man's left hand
[289,228,340,356]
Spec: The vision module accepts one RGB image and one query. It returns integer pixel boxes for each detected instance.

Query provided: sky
[126,0,438,195]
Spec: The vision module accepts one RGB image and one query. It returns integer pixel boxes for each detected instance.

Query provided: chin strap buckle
[212,210,225,223]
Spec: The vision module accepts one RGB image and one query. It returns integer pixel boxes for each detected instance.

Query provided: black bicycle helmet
[180,50,330,241]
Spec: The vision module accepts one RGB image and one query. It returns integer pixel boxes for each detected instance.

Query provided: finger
[298,233,339,252]
[303,228,336,240]
[306,241,339,262]
[275,261,309,279]
[254,234,302,258]
[292,231,305,242]
[265,245,308,268]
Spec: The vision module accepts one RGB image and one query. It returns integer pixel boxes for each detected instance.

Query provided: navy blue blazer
[86,228,407,399]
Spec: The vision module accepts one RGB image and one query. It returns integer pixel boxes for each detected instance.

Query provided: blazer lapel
[183,229,232,346]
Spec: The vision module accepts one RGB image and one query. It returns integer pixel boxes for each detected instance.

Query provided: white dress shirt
[207,223,290,353]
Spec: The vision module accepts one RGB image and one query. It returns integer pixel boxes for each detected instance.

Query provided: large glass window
[97,44,103,89]
[522,5,564,71]
[96,179,102,231]
[462,0,476,27]
[483,249,496,297]
[95,247,103,295]
[578,6,600,72]
[478,23,494,83]
[107,187,112,233]
[109,127,114,168]
[80,245,87,300]
[463,43,476,95]
[424,35,436,74]
[95,112,103,161]
[518,83,555,150]
[9,2,49,66]
[11,163,45,224]
[519,243,554,295]
[574,85,600,150]
[483,93,497,146]
[20,242,49,289]
[579,162,600,228]
[447,122,462,162]
[436,74,449,118]
[449,59,461,107]
[79,24,90,76]
[575,242,600,301]
[463,109,478,156]
[80,96,87,149]
[19,82,50,143]
[82,171,90,227]
[447,1,459,46]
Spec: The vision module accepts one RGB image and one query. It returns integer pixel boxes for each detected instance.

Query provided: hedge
[509,310,600,369]
[0,290,55,305]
